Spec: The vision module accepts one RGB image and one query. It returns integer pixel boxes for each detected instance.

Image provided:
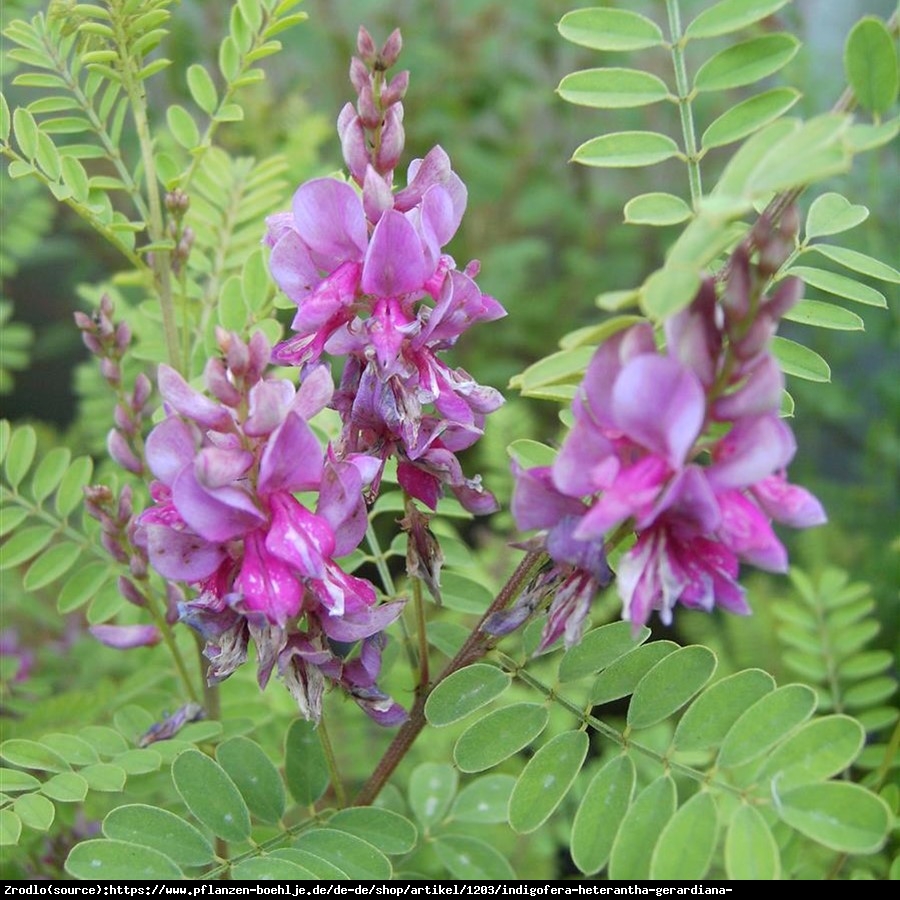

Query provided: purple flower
[512,234,825,635]
[137,332,405,723]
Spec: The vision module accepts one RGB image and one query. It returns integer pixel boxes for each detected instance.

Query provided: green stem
[113,15,182,373]
[317,713,347,808]
[352,548,549,806]
[411,574,430,696]
[666,0,703,206]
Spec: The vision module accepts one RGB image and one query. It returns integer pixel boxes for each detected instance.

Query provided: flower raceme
[135,330,405,724]
[265,27,505,515]
[512,227,826,636]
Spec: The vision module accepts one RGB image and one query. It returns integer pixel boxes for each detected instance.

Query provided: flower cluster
[135,330,405,725]
[265,27,505,514]
[512,220,826,636]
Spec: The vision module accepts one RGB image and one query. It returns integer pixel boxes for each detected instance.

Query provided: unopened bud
[99,293,114,318]
[117,484,133,522]
[101,531,129,564]
[247,329,272,384]
[84,484,114,509]
[375,104,404,174]
[114,403,135,434]
[80,332,103,356]
[118,575,146,607]
[132,372,152,410]
[223,330,250,376]
[357,26,377,65]
[378,29,402,70]
[204,357,242,406]
[349,56,370,94]
[339,107,369,184]
[382,70,409,107]
[165,188,190,215]
[107,429,143,475]
[356,83,381,129]
[115,321,131,351]
[100,358,121,385]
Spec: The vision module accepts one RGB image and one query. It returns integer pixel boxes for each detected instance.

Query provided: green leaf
[571,754,635,875]
[80,726,128,758]
[559,315,645,350]
[807,244,900,283]
[590,641,679,705]
[329,808,417,856]
[171,749,251,842]
[557,8,664,51]
[80,764,126,793]
[61,155,90,202]
[0,809,22,846]
[40,733,98,767]
[219,35,241,82]
[510,346,595,394]
[451,774,516,824]
[0,505,27,537]
[650,791,718,880]
[686,0,790,39]
[725,804,780,880]
[0,525,56,569]
[694,35,799,92]
[4,423,36,488]
[216,737,285,825]
[408,762,457,830]
[559,621,650,682]
[40,773,88,802]
[627,645,717,730]
[24,541,81,590]
[572,131,679,168]
[509,730,588,834]
[757,715,864,790]
[166,104,200,149]
[805,192,869,239]
[187,63,218,115]
[609,775,677,880]
[425,664,511,726]
[0,93,9,143]
[453,703,549,773]
[718,684,818,768]
[268,848,347,880]
[13,793,55,832]
[434,835,516,879]
[231,857,316,880]
[58,562,112,614]
[702,88,800,149]
[439,570,494,614]
[641,265,702,319]
[12,107,38,158]
[284,718,329,807]
[846,118,900,152]
[771,336,831,382]
[844,17,899,115]
[781,299,864,331]
[0,739,69,773]
[55,456,92,517]
[293,829,391,880]
[0,768,40,792]
[623,192,692,226]
[557,68,669,109]
[103,805,214,868]
[66,839,183,880]
[674,668,776,752]
[506,439,557,469]
[777,782,890,853]
[786,265,886,307]
[113,749,161,775]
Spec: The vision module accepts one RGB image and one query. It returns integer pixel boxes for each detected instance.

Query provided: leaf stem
[666,0,703,206]
[352,548,549,806]
[317,712,347,808]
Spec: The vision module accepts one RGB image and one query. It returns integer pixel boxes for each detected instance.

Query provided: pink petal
[707,414,796,491]
[317,452,367,557]
[157,365,232,429]
[713,354,784,420]
[613,355,705,468]
[717,490,788,572]
[244,379,296,437]
[292,365,335,420]
[362,209,430,296]
[194,446,254,488]
[235,530,302,625]
[751,473,827,528]
[292,178,367,269]
[268,229,320,302]
[266,493,335,579]
[172,467,264,542]
[257,412,324,495]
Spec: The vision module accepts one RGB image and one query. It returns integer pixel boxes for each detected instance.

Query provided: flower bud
[356,83,381,129]
[114,403,135,434]
[338,107,369,184]
[107,428,143,475]
[204,357,242,406]
[101,531,129,564]
[100,358,121,385]
[132,372,152,410]
[247,329,272,384]
[375,104,404,174]
[382,70,409,106]
[118,575,146,607]
[349,56,370,94]
[356,26,377,65]
[378,29,402,70]
[115,321,131,352]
